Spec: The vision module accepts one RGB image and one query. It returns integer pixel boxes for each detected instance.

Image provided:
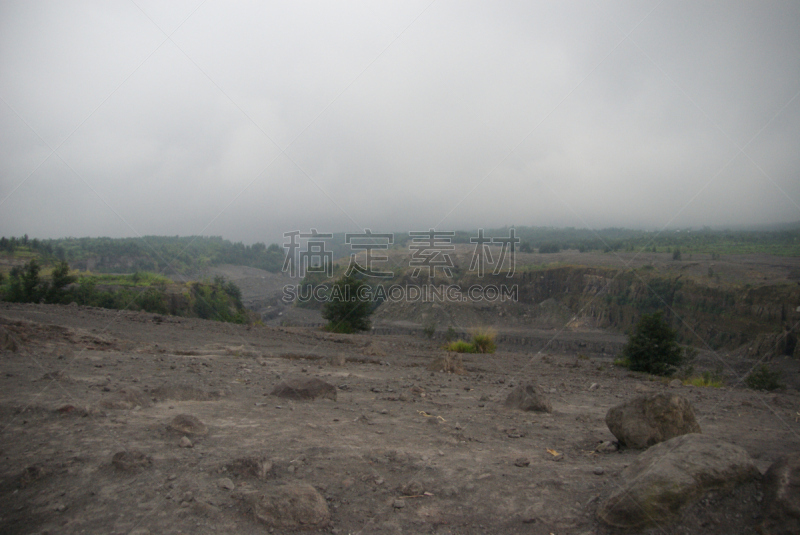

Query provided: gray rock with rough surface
[503,384,552,412]
[271,377,337,401]
[238,483,329,528]
[597,433,759,529]
[168,414,208,436]
[605,392,701,449]
[761,452,800,535]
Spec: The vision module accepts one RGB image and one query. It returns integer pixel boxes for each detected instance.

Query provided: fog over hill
[2,1,799,244]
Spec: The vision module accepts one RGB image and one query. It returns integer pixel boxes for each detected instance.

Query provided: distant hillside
[0,235,284,275]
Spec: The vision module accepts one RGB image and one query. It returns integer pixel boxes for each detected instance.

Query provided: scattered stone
[514,458,530,467]
[270,377,337,401]
[179,436,193,448]
[18,465,46,487]
[168,414,208,436]
[761,452,800,535]
[605,393,701,449]
[427,354,466,374]
[503,384,552,412]
[393,499,406,509]
[597,434,759,529]
[111,450,152,472]
[226,456,273,480]
[218,477,235,490]
[551,453,564,462]
[595,440,619,454]
[669,379,683,388]
[593,466,605,475]
[327,355,346,367]
[100,387,152,410]
[588,382,599,391]
[150,384,222,402]
[238,483,330,529]
[53,503,66,512]
[400,481,424,496]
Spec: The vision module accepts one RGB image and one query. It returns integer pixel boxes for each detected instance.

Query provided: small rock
[595,440,619,453]
[111,450,152,472]
[589,383,599,391]
[179,436,193,448]
[239,483,329,528]
[218,478,235,490]
[168,414,208,436]
[552,453,564,462]
[669,379,682,388]
[271,378,337,401]
[504,384,552,413]
[593,467,605,475]
[54,503,66,512]
[514,458,530,467]
[392,499,406,509]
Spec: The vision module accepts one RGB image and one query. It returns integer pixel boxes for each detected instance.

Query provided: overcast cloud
[1,0,799,244]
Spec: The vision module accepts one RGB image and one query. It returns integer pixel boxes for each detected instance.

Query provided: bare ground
[1,302,799,534]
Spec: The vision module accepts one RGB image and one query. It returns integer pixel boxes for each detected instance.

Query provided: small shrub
[613,356,630,368]
[446,340,476,353]
[470,328,496,354]
[744,364,783,391]
[321,274,372,333]
[684,372,723,388]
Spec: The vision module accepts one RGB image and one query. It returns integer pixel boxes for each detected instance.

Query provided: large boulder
[238,483,330,529]
[597,433,760,529]
[503,384,552,412]
[761,452,800,535]
[270,378,337,401]
[605,392,701,449]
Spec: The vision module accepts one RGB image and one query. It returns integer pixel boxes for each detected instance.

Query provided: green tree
[622,311,684,376]
[321,274,372,333]
[46,261,76,303]
[22,259,46,302]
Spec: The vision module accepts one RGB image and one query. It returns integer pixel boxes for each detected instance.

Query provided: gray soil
[1,302,799,534]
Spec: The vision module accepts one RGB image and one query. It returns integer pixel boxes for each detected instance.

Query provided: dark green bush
[622,311,684,376]
[744,364,783,391]
[322,274,372,334]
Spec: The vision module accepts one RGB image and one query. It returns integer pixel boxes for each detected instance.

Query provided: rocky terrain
[1,302,799,534]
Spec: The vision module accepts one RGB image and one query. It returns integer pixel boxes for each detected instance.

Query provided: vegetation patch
[0,259,249,324]
[446,340,476,353]
[744,364,783,391]
[683,372,724,388]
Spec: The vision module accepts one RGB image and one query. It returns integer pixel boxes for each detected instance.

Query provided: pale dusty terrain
[1,302,799,534]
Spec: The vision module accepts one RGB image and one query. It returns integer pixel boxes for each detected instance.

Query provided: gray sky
[2,0,799,244]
